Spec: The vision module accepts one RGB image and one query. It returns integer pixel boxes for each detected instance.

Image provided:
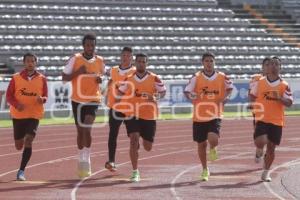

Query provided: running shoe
[130,170,140,182]
[105,161,117,172]
[16,170,26,181]
[200,168,210,181]
[261,170,272,182]
[209,148,218,161]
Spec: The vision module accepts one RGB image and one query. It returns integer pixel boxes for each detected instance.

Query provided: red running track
[0,117,299,200]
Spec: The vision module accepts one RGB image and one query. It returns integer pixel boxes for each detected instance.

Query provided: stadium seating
[281,0,300,22]
[0,0,299,80]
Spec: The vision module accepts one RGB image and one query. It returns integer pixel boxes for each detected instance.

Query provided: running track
[0,117,299,200]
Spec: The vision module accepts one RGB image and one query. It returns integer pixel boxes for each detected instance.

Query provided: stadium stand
[0,0,299,81]
[281,0,300,23]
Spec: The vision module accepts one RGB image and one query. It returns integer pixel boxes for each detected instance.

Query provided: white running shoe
[261,170,272,182]
[78,161,91,179]
[16,170,26,181]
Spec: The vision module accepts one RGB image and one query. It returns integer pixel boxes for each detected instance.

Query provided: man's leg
[16,134,34,181]
[254,135,268,163]
[82,114,95,148]
[193,122,210,181]
[254,121,269,164]
[13,119,25,151]
[198,140,210,181]
[140,119,156,152]
[77,114,96,178]
[106,109,123,171]
[264,142,276,170]
[261,122,282,182]
[207,132,219,161]
[261,141,276,182]
[198,141,208,169]
[16,119,38,181]
[129,132,141,182]
[129,132,140,170]
[19,134,34,171]
[76,125,84,149]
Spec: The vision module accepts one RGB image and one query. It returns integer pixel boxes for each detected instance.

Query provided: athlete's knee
[143,141,152,151]
[15,141,23,150]
[24,134,34,147]
[144,145,152,151]
[208,132,218,145]
[209,138,218,147]
[255,135,268,146]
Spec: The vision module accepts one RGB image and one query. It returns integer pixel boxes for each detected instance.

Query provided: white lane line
[0,125,191,141]
[0,139,197,177]
[0,133,191,148]
[169,143,300,200]
[71,140,255,200]
[0,134,252,158]
[169,140,252,200]
[263,158,300,200]
[0,154,77,178]
[70,149,194,200]
[0,139,193,158]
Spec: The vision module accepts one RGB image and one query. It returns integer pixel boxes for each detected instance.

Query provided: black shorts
[124,117,156,143]
[12,118,39,140]
[193,119,221,143]
[71,101,98,125]
[254,121,282,145]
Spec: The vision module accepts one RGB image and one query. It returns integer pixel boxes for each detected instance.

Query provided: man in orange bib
[117,53,166,182]
[184,52,233,181]
[62,33,105,178]
[249,57,293,182]
[104,47,136,172]
[248,57,271,163]
[6,53,48,181]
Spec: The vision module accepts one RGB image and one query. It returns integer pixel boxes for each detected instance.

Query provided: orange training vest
[10,73,45,119]
[71,53,105,103]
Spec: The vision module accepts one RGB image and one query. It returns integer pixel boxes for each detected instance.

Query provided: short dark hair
[262,57,272,65]
[272,56,282,66]
[135,53,148,61]
[23,52,37,62]
[122,47,133,53]
[202,52,215,61]
[82,33,96,45]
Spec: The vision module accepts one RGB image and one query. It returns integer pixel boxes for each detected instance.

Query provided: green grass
[1,110,299,128]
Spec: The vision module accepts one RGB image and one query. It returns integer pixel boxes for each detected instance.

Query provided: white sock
[83,147,91,163]
[78,149,85,162]
[132,169,139,173]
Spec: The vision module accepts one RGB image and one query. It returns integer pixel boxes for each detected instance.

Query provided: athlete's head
[261,57,272,76]
[202,52,215,74]
[82,33,96,57]
[269,56,281,76]
[23,52,37,72]
[120,47,133,66]
[135,53,148,73]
